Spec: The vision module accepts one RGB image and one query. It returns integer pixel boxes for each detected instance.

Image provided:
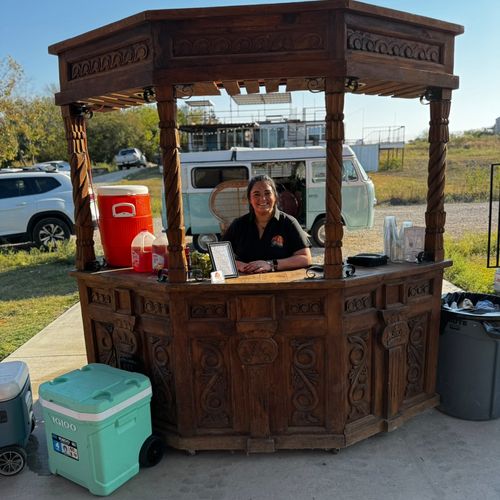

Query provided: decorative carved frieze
[380,309,409,349]
[173,31,325,58]
[196,340,230,428]
[190,303,227,319]
[345,294,372,314]
[346,28,441,63]
[408,281,431,299]
[69,41,151,80]
[290,339,321,426]
[405,315,427,399]
[347,331,370,422]
[237,339,278,365]
[90,288,112,306]
[143,298,169,317]
[286,299,324,316]
[147,336,177,426]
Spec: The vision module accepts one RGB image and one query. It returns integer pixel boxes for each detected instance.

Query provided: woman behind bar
[222,175,312,274]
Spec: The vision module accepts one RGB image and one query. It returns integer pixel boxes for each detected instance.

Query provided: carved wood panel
[191,339,232,429]
[345,293,373,314]
[146,335,177,426]
[405,313,428,400]
[93,321,117,367]
[407,280,432,300]
[347,330,371,423]
[289,338,324,427]
[89,287,112,308]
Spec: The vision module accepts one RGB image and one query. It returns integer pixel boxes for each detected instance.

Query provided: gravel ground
[311,201,493,263]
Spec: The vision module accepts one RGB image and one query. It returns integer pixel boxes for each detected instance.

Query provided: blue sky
[1,0,498,140]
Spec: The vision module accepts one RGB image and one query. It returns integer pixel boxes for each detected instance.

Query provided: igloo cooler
[0,360,35,476]
[39,364,163,496]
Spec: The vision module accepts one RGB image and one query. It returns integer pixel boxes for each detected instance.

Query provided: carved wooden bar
[50,0,463,452]
[72,261,448,452]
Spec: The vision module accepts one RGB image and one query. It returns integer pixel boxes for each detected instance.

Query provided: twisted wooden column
[156,85,187,283]
[425,89,451,261]
[61,104,96,271]
[324,79,345,279]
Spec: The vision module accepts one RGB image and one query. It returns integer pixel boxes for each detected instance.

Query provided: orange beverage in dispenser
[131,230,155,273]
[152,233,169,272]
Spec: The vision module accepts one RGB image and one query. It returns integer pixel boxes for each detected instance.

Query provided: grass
[0,242,79,360]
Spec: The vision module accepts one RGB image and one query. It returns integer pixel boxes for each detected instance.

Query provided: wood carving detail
[190,303,227,319]
[405,315,427,399]
[286,300,324,316]
[196,340,231,428]
[346,29,440,63]
[173,31,324,57]
[147,336,177,426]
[380,309,409,349]
[290,339,321,426]
[345,294,372,313]
[237,339,278,365]
[69,41,150,80]
[94,322,117,367]
[90,288,112,306]
[347,331,370,422]
[408,281,431,298]
[143,299,169,317]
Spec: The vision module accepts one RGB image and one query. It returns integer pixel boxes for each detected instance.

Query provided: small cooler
[0,360,35,476]
[39,364,163,496]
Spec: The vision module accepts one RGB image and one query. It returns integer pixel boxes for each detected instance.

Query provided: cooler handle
[112,202,136,218]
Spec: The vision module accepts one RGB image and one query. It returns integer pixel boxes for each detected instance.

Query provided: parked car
[114,148,147,169]
[33,161,71,175]
[0,172,98,247]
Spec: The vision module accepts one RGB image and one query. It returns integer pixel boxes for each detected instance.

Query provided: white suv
[0,172,97,247]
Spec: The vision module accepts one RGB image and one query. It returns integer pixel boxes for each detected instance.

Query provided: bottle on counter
[131,229,155,273]
[383,216,397,259]
[152,232,169,272]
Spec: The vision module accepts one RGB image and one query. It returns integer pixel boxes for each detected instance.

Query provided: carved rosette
[380,309,410,349]
[290,339,321,426]
[90,288,112,306]
[347,331,370,422]
[408,281,431,299]
[405,315,427,399]
[197,340,230,428]
[94,322,117,367]
[173,31,324,57]
[147,336,177,426]
[345,294,372,314]
[237,339,278,365]
[69,41,150,80]
[346,29,440,63]
[286,300,324,316]
[143,298,170,317]
[190,303,227,319]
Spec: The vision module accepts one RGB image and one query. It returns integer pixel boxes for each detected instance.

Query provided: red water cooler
[96,185,154,267]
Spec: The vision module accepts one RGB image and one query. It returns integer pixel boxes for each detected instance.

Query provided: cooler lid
[0,361,29,402]
[39,363,151,415]
[97,185,149,196]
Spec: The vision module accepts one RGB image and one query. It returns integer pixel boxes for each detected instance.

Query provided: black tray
[347,253,388,267]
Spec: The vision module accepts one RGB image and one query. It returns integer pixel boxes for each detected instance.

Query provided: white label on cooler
[52,433,79,461]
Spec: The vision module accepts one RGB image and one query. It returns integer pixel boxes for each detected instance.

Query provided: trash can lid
[39,363,151,415]
[0,361,29,402]
[96,185,149,196]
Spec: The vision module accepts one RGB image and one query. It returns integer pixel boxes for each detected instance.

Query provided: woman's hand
[243,260,272,274]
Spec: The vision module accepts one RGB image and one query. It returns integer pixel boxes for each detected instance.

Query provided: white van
[162,146,376,252]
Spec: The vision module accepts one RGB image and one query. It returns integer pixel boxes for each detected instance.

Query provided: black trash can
[437,292,500,420]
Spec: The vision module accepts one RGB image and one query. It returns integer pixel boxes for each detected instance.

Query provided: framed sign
[207,242,239,278]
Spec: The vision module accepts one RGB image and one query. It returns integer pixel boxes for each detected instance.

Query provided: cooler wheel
[139,435,164,468]
[0,446,27,476]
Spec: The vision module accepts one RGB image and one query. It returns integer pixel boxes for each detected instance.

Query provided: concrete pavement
[5,279,500,500]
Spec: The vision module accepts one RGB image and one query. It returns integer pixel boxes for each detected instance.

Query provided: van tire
[193,233,219,253]
[311,217,326,247]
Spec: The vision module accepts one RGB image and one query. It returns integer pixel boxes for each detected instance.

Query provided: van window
[311,160,359,183]
[191,166,248,189]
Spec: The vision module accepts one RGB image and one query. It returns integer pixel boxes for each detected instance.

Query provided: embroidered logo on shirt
[271,235,284,248]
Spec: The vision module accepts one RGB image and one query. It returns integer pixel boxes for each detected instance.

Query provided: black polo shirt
[222,209,311,262]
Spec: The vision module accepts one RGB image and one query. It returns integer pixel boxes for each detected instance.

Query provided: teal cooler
[39,364,153,496]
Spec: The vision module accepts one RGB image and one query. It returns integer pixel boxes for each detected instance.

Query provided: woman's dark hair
[246,175,278,214]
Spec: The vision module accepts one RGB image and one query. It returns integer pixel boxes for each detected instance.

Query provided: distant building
[494,117,500,134]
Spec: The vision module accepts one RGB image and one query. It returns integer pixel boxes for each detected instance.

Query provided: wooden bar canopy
[51,0,463,453]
